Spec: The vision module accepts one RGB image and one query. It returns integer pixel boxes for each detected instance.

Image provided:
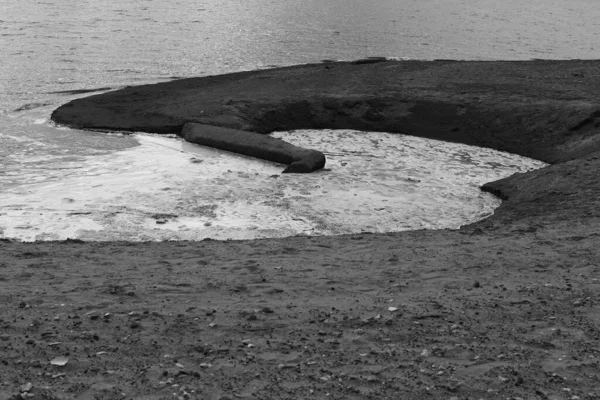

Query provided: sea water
[2,0,598,241]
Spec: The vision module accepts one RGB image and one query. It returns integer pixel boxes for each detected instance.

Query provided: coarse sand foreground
[0,59,599,399]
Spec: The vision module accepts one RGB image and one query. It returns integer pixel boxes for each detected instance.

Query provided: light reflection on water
[3,0,600,110]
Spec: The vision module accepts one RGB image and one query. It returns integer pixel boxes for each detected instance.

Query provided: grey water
[0,0,598,240]
[3,0,600,109]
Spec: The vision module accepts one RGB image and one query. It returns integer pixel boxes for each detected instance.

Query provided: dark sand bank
[52,59,600,162]
[1,60,599,399]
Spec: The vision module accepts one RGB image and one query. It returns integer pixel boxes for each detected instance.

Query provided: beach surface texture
[2,60,599,399]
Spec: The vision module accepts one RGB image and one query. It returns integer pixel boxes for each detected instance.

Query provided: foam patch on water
[0,129,547,241]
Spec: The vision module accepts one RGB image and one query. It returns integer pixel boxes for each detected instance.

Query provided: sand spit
[0,60,598,399]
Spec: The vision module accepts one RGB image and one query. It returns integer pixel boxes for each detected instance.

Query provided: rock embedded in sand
[181,123,326,173]
[49,356,69,366]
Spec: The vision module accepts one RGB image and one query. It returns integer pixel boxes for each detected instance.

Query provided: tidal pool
[0,129,547,241]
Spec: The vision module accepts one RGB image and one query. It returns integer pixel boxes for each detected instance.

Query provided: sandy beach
[2,59,600,399]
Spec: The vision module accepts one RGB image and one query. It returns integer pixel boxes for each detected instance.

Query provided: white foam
[0,130,547,241]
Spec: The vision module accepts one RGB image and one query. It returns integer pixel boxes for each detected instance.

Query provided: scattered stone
[159,378,174,386]
[362,314,382,324]
[20,382,33,392]
[50,356,69,367]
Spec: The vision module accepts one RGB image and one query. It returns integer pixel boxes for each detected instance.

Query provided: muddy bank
[1,60,598,399]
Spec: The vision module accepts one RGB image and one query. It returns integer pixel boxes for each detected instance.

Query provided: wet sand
[1,60,600,399]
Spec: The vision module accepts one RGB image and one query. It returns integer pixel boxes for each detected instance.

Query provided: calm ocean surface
[1,0,597,241]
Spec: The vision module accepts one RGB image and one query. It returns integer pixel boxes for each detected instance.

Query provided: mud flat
[0,60,599,399]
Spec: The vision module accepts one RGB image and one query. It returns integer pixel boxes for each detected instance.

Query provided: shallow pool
[0,126,547,241]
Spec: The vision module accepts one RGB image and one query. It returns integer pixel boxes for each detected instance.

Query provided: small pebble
[20,382,33,392]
